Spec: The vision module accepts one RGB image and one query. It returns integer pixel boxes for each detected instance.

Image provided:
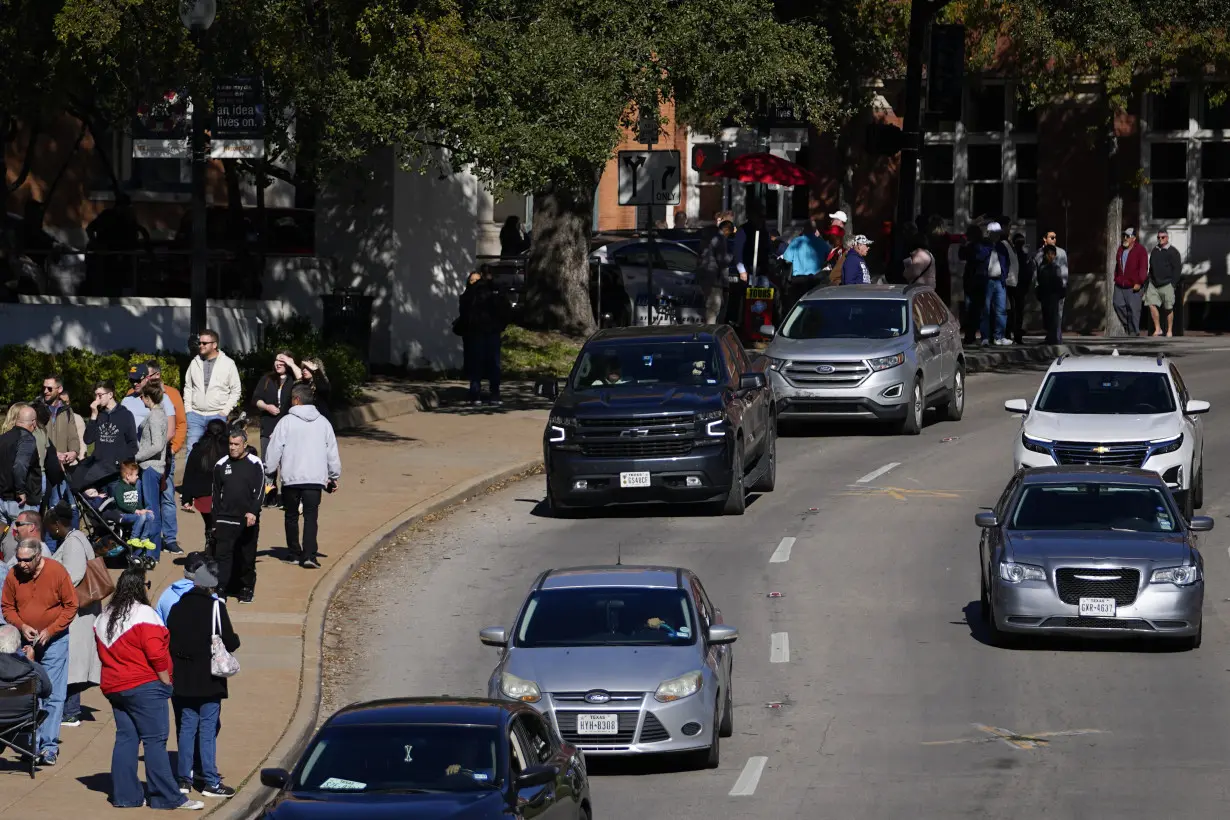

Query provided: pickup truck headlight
[1148,433,1184,456]
[654,670,703,703]
[868,352,905,372]
[1150,565,1201,585]
[1021,433,1053,455]
[999,562,1046,583]
[697,410,726,438]
[546,416,576,443]
[500,672,542,703]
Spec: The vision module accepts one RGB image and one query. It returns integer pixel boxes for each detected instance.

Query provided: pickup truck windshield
[1035,372,1176,415]
[780,299,909,340]
[571,342,724,389]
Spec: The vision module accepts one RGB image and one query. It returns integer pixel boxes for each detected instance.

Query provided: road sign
[617,150,681,206]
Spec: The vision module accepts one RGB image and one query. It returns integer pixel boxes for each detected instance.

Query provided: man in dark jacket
[1145,228,1183,337]
[167,556,239,797]
[1008,233,1036,345]
[0,405,40,529]
[697,221,734,323]
[0,623,51,752]
[457,271,512,406]
[1113,227,1149,336]
[72,380,138,491]
[211,428,264,604]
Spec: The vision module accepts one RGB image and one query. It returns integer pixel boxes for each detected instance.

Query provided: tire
[719,680,734,738]
[1193,461,1204,509]
[986,594,1017,648]
[1181,483,1195,522]
[695,705,721,769]
[721,440,747,515]
[941,365,965,422]
[749,420,777,493]
[546,485,573,519]
[1185,623,1203,651]
[979,568,990,623]
[895,378,923,436]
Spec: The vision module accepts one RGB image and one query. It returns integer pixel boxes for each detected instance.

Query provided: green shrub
[232,316,367,406]
[0,346,182,415]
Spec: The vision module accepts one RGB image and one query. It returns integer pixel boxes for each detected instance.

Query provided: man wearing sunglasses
[182,329,242,457]
[1112,227,1149,336]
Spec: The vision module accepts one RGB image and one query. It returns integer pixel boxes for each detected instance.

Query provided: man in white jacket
[182,328,242,455]
[262,385,341,570]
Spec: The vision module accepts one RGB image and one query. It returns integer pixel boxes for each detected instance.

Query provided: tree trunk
[5,114,42,194]
[1104,126,1125,337]
[522,183,597,336]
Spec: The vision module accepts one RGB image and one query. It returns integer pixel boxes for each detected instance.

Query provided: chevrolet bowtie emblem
[1092,446,1110,454]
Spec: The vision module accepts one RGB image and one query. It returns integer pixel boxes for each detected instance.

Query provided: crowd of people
[0,326,342,807]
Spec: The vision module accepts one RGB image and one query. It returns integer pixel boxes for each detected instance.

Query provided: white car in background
[1006,351,1210,517]
[589,239,703,324]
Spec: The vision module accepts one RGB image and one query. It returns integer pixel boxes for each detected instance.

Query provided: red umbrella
[708,152,818,187]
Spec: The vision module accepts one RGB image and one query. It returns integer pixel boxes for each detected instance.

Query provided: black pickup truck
[540,324,777,515]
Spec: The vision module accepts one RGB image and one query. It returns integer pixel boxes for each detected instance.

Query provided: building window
[920,81,1037,230]
[1144,82,1230,223]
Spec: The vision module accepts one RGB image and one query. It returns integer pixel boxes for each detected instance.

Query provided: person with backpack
[902,227,936,288]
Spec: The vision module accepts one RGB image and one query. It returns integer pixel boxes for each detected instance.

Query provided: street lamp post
[179,0,216,349]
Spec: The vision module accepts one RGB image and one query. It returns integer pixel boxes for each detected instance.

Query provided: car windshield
[293,724,501,793]
[515,587,697,648]
[570,342,724,390]
[779,299,909,339]
[1034,371,1177,414]
[1010,483,1180,532]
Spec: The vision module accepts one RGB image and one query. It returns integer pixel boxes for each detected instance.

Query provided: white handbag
[210,600,241,678]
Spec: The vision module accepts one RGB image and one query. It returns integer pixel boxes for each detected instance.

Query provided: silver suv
[760,284,965,434]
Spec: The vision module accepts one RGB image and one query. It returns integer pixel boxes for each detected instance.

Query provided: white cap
[830,210,848,224]
[986,221,1003,233]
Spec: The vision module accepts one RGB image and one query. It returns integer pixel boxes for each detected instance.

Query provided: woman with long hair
[179,418,230,543]
[299,357,332,423]
[1,401,28,434]
[95,568,203,810]
[252,350,300,507]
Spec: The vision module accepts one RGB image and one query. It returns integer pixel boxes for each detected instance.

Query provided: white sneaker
[178,800,205,810]
[995,337,1014,346]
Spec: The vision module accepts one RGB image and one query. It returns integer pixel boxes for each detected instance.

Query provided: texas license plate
[620,471,651,488]
[1079,597,1116,617]
[576,713,619,735]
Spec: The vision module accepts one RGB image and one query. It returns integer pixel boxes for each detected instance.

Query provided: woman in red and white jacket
[95,569,204,811]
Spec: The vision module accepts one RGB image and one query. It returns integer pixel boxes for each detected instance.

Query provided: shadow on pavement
[778,412,958,439]
[959,601,1192,654]
[528,493,765,520]
[585,753,707,777]
[337,426,420,443]
[74,772,111,795]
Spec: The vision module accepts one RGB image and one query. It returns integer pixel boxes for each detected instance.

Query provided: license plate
[620,471,651,488]
[576,713,619,735]
[1079,597,1116,617]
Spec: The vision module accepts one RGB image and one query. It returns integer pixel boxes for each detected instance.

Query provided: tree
[434,0,838,335]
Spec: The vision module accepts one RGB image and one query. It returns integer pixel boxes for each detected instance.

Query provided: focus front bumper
[993,578,1203,638]
[539,691,717,756]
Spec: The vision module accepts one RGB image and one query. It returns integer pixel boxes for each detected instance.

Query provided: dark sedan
[977,466,1213,649]
[258,697,592,819]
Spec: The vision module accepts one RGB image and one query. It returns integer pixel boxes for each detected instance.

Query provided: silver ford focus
[978,466,1212,649]
[479,566,737,768]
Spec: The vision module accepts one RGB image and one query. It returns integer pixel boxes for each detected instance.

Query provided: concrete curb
[333,388,441,431]
[963,343,1093,373]
[211,456,545,820]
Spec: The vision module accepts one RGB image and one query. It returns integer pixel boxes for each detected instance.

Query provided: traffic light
[691,143,721,172]
[865,122,906,156]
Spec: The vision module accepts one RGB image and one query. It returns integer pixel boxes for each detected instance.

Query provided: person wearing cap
[1113,227,1149,336]
[1145,228,1182,337]
[824,210,847,248]
[841,235,873,285]
[155,551,217,625]
[120,364,176,436]
[167,554,240,798]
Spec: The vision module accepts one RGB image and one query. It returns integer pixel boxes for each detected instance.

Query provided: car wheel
[721,440,747,515]
[979,569,990,623]
[1185,623,1203,651]
[698,705,721,769]
[895,379,923,436]
[1194,461,1204,509]
[749,420,776,493]
[1181,478,1195,521]
[719,681,734,738]
[986,594,1017,648]
[941,365,965,422]
[546,486,573,519]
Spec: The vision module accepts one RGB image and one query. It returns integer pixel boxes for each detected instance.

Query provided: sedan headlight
[1149,433,1184,456]
[500,672,542,703]
[1021,433,1053,455]
[765,356,787,372]
[654,670,703,703]
[867,352,905,372]
[999,561,1046,583]
[1150,565,1201,585]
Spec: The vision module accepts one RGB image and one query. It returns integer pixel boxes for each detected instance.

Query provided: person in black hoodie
[457,270,512,406]
[210,428,263,604]
[252,351,299,508]
[167,556,239,798]
[73,381,138,491]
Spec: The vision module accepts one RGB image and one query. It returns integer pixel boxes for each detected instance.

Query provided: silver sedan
[978,466,1211,649]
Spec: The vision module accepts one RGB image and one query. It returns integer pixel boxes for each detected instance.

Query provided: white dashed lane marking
[856,462,901,484]
[770,537,795,563]
[729,756,768,796]
[770,632,790,663]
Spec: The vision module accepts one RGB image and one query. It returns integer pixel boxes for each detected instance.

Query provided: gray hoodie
[262,404,341,488]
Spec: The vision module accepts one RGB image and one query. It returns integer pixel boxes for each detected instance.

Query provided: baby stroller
[71,481,155,571]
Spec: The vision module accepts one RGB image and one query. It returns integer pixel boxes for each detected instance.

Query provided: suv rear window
[779,299,909,340]
[1034,371,1176,415]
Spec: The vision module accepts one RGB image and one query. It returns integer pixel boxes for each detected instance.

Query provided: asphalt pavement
[324,348,1230,819]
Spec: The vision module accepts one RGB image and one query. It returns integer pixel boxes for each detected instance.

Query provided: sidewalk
[0,393,551,818]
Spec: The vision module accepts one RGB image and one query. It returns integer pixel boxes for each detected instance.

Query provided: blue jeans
[981,277,1008,342]
[34,631,69,755]
[185,412,227,458]
[108,680,185,809]
[0,498,37,528]
[160,454,179,546]
[140,467,164,559]
[174,697,222,787]
[121,512,157,541]
[464,333,502,401]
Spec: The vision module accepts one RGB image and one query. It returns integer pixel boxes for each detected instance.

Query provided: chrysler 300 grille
[1056,567,1141,606]
[1052,441,1150,468]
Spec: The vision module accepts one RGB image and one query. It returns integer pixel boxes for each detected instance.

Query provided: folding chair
[0,678,45,778]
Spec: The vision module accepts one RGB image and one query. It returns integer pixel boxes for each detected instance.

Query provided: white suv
[1006,351,1210,516]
